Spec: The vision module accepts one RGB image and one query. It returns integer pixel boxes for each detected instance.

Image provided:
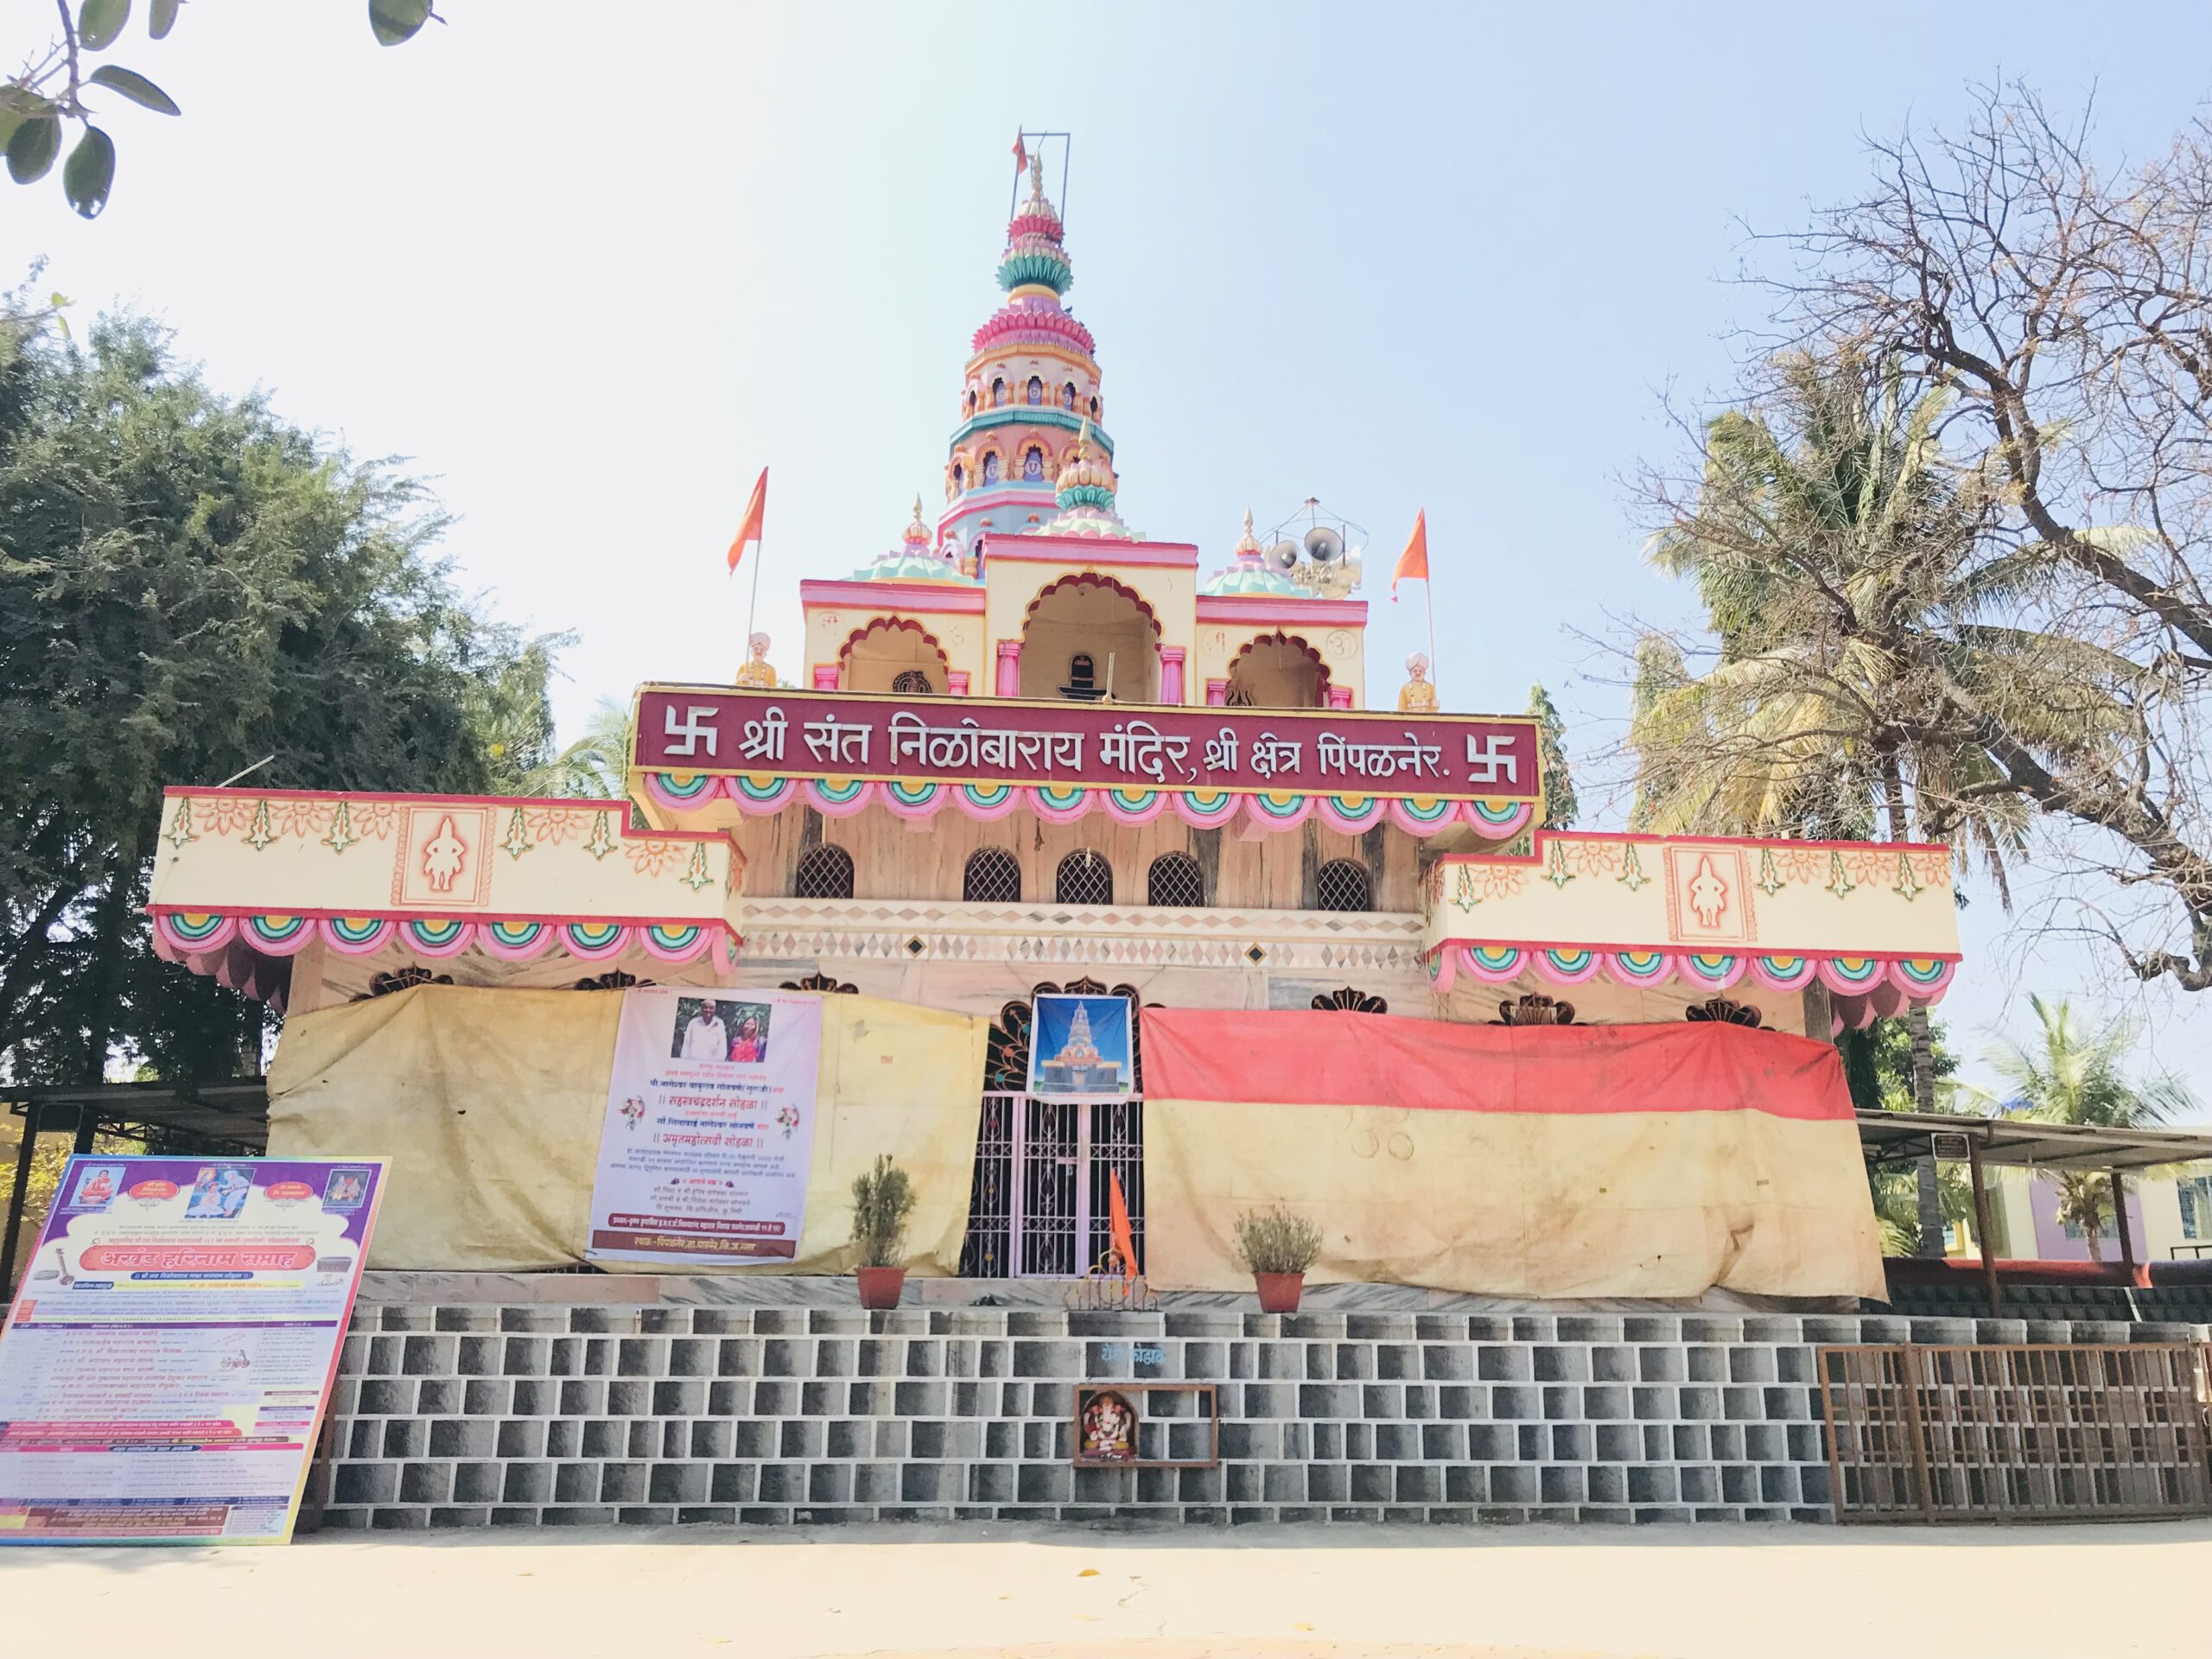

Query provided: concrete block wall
[319,1305,2208,1529]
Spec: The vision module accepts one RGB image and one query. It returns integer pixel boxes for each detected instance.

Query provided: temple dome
[1202,510,1300,595]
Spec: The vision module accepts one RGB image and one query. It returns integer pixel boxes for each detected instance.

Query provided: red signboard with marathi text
[633,687,1541,801]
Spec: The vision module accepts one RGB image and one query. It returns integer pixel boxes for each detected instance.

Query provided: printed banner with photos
[0,1154,387,1546]
[587,986,825,1264]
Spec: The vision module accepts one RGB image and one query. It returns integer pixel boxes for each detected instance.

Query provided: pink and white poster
[587,986,824,1265]
[0,1154,386,1546]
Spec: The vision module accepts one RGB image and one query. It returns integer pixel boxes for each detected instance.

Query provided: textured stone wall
[319,1304,2205,1529]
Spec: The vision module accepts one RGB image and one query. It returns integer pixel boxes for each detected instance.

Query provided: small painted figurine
[1397,652,1439,713]
[734,632,777,689]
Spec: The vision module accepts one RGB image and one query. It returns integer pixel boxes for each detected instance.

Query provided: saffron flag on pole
[726,467,768,572]
[1108,1167,1139,1281]
[1012,130,1028,174]
[1390,509,1429,601]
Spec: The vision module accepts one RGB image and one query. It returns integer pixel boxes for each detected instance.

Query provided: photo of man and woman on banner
[671,996,775,1064]
[587,986,824,1266]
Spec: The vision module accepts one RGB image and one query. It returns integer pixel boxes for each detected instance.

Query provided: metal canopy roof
[4,1080,269,1153]
[1858,1109,2212,1172]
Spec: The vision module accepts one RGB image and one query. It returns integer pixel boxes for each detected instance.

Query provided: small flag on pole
[1108,1168,1139,1282]
[727,467,768,572]
[1390,509,1429,601]
[1012,130,1028,175]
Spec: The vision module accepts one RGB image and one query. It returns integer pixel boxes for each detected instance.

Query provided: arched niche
[1018,575,1162,702]
[1227,632,1332,709]
[841,617,950,695]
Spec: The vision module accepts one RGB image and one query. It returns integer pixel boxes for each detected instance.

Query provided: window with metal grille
[794,844,855,899]
[891,669,934,695]
[1315,857,1372,912]
[963,848,1022,904]
[1146,852,1204,908]
[1055,849,1113,906]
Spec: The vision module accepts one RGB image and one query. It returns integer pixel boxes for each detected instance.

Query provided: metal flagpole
[1425,524,1439,701]
[744,519,766,641]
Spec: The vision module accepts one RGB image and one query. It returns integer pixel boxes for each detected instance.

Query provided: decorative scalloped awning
[643,770,1535,839]
[1423,833,1963,1021]
[147,789,745,1008]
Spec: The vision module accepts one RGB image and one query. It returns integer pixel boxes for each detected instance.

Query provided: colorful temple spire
[940,147,1114,563]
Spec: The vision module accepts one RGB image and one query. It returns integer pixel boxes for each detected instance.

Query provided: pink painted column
[1327,683,1353,710]
[1205,678,1228,708]
[947,671,970,696]
[812,664,841,690]
[995,639,1022,697]
[1159,646,1186,704]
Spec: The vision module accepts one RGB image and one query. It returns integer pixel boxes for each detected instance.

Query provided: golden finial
[1028,146,1046,203]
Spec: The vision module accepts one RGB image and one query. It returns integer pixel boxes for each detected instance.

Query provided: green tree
[0,304,557,1085]
[1524,683,1577,830]
[1959,996,2197,1260]
[518,696,633,800]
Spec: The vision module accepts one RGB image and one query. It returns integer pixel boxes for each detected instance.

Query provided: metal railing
[1819,1343,2212,1522]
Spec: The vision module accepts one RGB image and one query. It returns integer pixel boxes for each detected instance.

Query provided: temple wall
[315,1294,2203,1531]
[734,806,1425,913]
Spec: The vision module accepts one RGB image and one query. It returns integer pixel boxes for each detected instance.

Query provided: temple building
[144,145,1961,1289]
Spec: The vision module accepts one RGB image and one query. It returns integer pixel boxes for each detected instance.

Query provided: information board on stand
[0,1154,387,1546]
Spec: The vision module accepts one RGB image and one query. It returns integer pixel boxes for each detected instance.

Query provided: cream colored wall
[799,601,988,693]
[1194,621,1367,710]
[732,803,1423,915]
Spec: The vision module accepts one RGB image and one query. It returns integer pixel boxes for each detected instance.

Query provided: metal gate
[1818,1343,2212,1522]
[957,1091,1144,1278]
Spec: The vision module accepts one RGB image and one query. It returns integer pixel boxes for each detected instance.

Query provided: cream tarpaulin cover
[1140,1011,1885,1300]
[267,984,988,1273]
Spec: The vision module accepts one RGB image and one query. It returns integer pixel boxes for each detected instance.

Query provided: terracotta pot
[856,1266,906,1310]
[1253,1271,1305,1313]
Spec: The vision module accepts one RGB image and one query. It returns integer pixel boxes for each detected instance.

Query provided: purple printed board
[633,685,1543,801]
[0,1155,386,1545]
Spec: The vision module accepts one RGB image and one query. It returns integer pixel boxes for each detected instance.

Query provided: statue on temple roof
[1397,651,1439,714]
[734,632,777,689]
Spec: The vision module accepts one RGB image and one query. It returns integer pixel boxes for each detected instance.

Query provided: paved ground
[4,1520,2210,1659]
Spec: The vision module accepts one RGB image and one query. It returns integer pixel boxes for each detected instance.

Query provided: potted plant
[1231,1206,1323,1313]
[850,1154,915,1310]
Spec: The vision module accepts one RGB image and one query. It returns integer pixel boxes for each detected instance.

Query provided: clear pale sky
[10,2,2211,1102]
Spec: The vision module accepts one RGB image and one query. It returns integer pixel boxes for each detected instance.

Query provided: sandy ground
[3,1519,2209,1659]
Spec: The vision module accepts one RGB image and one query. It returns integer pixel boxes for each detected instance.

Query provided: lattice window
[1315,857,1372,912]
[963,848,1023,904]
[794,844,855,899]
[1055,849,1112,906]
[1146,852,1205,908]
[891,669,934,696]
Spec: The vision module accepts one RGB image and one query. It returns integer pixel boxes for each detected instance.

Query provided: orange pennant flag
[1108,1168,1139,1281]
[1012,130,1028,175]
[726,467,768,572]
[1391,509,1428,601]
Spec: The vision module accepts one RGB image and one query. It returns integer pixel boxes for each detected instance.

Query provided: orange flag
[1108,1168,1139,1281]
[1012,130,1028,174]
[726,467,768,572]
[1391,509,1428,601]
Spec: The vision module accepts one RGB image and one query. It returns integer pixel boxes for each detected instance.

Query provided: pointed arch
[839,616,951,696]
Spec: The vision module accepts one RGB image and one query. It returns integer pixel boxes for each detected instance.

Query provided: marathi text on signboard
[0,1155,386,1546]
[634,687,1542,801]
[586,986,825,1266]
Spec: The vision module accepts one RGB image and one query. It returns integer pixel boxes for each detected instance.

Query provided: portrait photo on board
[671,996,775,1064]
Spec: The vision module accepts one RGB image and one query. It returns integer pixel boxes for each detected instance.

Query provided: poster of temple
[1027,994,1135,1101]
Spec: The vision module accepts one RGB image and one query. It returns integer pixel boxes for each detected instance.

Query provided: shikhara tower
[938,149,1119,566]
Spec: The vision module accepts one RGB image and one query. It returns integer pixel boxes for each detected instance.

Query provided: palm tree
[1960,996,2197,1260]
[519,697,632,799]
[1632,351,2139,1251]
